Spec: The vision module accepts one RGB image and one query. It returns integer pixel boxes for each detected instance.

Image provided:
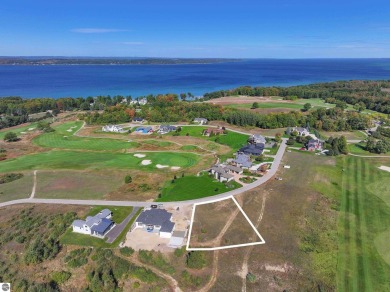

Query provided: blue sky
[1,0,390,58]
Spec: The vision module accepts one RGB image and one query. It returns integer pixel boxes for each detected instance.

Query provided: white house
[133,208,175,238]
[102,125,124,133]
[209,165,235,182]
[194,118,208,125]
[157,125,177,134]
[72,209,114,238]
[248,134,266,145]
[287,127,310,136]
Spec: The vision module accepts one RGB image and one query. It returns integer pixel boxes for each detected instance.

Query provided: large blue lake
[0,59,390,98]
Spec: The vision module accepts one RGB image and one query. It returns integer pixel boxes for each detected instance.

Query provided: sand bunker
[67,129,73,132]
[63,136,68,138]
[171,166,181,170]
[141,160,152,165]
[379,166,390,173]
[28,128,35,131]
[134,154,146,158]
[156,164,169,169]
[20,131,26,134]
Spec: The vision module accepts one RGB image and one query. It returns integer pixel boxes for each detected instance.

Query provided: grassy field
[320,130,367,140]
[35,170,124,200]
[337,156,390,292]
[0,150,200,172]
[157,174,241,202]
[33,121,140,151]
[0,171,33,202]
[349,143,390,156]
[0,122,38,140]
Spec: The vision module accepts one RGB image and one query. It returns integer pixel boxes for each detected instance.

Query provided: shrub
[246,272,256,283]
[0,173,24,184]
[119,247,134,257]
[174,247,186,257]
[186,251,207,269]
[4,132,18,142]
[125,175,132,184]
[51,271,71,284]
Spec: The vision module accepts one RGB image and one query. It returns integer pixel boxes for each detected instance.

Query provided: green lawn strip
[265,143,281,155]
[141,140,174,147]
[348,143,390,156]
[180,145,198,151]
[157,174,241,202]
[60,206,141,248]
[0,122,39,140]
[0,171,33,202]
[0,150,200,172]
[374,230,390,265]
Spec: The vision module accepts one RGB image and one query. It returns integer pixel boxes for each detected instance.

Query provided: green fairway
[157,173,242,202]
[225,102,304,110]
[33,121,139,151]
[141,140,174,147]
[0,150,200,172]
[337,156,390,292]
[0,122,39,140]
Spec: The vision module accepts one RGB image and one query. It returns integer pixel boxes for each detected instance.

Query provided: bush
[4,132,18,142]
[0,173,23,184]
[174,247,186,257]
[119,247,134,257]
[51,271,71,284]
[186,251,207,269]
[125,175,132,184]
[246,272,256,283]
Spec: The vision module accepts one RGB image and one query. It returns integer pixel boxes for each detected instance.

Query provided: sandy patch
[63,136,68,138]
[156,164,169,169]
[171,166,181,170]
[141,160,152,165]
[20,131,27,134]
[66,129,73,132]
[379,166,390,173]
[134,153,146,158]
[28,128,35,131]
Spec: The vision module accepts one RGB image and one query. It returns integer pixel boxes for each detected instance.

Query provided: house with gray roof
[133,209,175,238]
[248,134,266,145]
[209,165,235,182]
[72,209,114,238]
[286,126,310,136]
[157,125,177,134]
[238,144,264,156]
[233,153,252,168]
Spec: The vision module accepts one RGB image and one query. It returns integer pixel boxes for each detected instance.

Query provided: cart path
[29,170,37,199]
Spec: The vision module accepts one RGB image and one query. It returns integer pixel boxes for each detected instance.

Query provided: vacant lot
[35,170,124,200]
[0,171,33,202]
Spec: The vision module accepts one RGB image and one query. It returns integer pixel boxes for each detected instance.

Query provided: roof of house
[136,209,173,226]
[97,209,112,219]
[234,154,252,168]
[225,165,243,173]
[85,216,102,228]
[252,134,266,144]
[72,220,86,228]
[91,218,113,234]
[133,117,143,121]
[239,144,264,155]
[160,221,175,233]
[159,125,177,130]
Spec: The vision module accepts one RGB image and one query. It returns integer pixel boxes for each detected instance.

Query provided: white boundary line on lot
[186,195,265,251]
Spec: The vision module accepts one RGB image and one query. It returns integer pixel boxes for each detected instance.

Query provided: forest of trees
[202,80,390,114]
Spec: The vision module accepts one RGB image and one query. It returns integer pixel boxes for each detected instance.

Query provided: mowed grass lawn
[0,171,34,202]
[0,150,200,172]
[337,156,390,292]
[173,126,249,151]
[33,121,139,151]
[35,170,124,200]
[157,174,242,202]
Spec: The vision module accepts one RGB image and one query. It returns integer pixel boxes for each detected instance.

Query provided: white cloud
[71,28,128,34]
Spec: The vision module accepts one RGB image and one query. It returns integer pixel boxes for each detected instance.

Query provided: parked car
[151,204,158,208]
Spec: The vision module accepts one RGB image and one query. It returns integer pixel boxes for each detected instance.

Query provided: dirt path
[129,255,183,292]
[29,170,37,199]
[241,194,267,292]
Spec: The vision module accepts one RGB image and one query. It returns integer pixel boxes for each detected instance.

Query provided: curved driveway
[0,136,287,208]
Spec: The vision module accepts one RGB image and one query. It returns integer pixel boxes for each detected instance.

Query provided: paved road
[105,207,140,243]
[0,139,287,209]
